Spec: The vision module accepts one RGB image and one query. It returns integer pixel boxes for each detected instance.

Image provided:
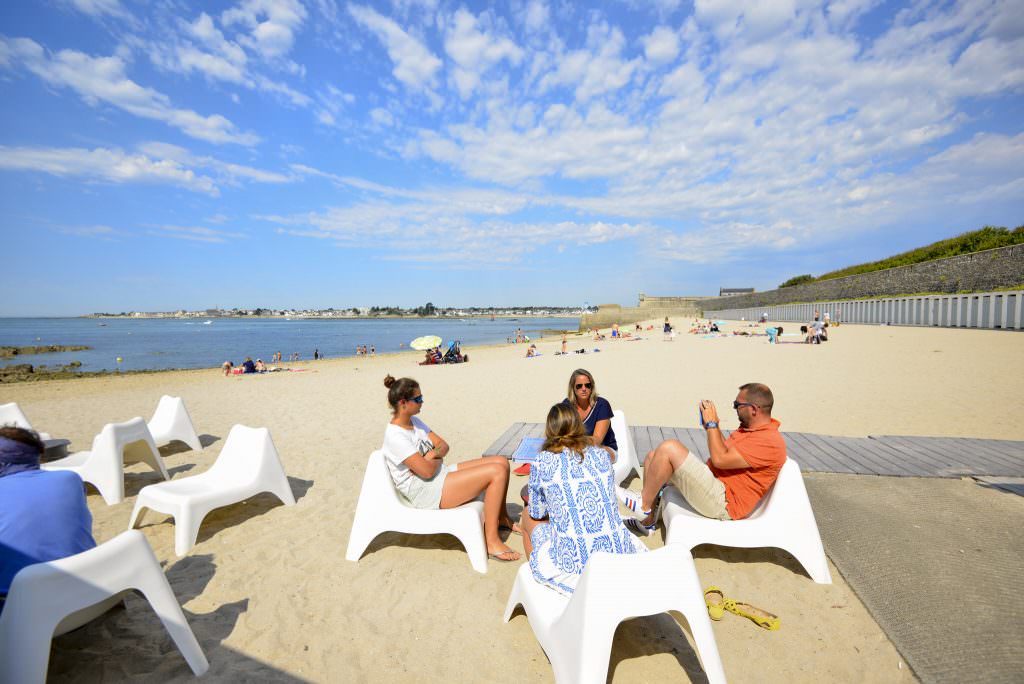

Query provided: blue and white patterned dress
[527,445,646,595]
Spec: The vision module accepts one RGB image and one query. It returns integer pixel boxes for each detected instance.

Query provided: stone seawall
[580,304,700,330]
[695,244,1024,312]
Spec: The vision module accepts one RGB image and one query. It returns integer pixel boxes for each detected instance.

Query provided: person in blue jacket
[561,368,618,458]
[0,426,96,615]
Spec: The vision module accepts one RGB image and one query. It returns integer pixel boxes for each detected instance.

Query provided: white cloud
[0,37,259,145]
[536,22,639,101]
[523,1,550,34]
[348,3,442,92]
[641,26,680,64]
[151,225,247,243]
[444,8,524,99]
[0,145,219,195]
[58,224,120,240]
[220,0,307,60]
[65,0,129,19]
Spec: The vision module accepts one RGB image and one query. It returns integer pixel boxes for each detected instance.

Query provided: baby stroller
[443,340,468,363]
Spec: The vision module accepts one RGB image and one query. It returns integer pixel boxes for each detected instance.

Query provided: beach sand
[5,321,1022,682]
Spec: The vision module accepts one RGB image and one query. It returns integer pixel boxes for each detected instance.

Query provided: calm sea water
[0,317,579,372]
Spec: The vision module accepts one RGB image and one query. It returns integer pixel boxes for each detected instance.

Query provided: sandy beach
[4,321,1023,682]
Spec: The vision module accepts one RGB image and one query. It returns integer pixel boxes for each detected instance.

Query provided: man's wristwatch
[703,421,719,429]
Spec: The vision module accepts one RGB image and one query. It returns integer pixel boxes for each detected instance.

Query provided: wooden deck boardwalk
[484,423,1024,478]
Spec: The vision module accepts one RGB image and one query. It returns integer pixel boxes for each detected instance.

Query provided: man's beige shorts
[669,453,731,520]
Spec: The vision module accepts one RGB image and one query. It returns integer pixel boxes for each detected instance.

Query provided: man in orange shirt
[619,383,786,534]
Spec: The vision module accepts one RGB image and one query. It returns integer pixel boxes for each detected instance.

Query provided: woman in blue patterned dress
[519,403,646,595]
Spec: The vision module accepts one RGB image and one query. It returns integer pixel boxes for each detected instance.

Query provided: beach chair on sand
[42,418,168,506]
[0,401,68,455]
[503,545,726,684]
[610,410,643,486]
[147,395,203,452]
[346,451,488,573]
[0,530,209,683]
[129,425,295,556]
[0,402,50,439]
[662,459,832,584]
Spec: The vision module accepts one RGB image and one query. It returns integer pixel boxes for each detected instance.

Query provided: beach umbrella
[410,335,442,351]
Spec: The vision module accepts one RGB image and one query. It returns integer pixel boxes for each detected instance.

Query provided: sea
[0,317,580,373]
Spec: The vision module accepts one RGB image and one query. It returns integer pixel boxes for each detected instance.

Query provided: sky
[1,0,1022,316]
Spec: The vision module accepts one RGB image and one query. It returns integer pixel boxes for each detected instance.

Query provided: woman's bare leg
[446,456,516,528]
[519,511,547,558]
[440,462,519,559]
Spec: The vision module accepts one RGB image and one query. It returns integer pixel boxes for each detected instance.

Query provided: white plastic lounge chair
[662,458,832,584]
[610,409,643,485]
[147,395,203,452]
[41,417,168,505]
[0,401,70,456]
[503,545,726,684]
[129,425,296,556]
[0,530,209,682]
[346,450,488,573]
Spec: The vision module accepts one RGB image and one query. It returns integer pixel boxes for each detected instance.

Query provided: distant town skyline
[1,1,1022,316]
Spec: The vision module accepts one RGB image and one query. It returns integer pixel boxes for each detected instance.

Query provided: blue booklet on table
[511,437,544,463]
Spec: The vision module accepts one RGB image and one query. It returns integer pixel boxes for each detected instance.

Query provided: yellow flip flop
[723,598,780,631]
[704,586,725,621]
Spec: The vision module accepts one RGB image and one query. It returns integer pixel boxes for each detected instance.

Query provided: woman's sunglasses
[411,395,424,404]
[575,382,593,390]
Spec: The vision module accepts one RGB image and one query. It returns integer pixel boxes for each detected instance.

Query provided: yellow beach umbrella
[410,335,442,351]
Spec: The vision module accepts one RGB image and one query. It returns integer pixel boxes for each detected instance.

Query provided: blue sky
[1,0,1022,316]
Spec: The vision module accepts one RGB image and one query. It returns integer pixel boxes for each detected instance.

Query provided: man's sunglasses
[575,382,593,390]
[733,401,757,410]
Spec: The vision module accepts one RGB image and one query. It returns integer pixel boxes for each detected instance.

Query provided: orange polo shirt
[708,418,786,520]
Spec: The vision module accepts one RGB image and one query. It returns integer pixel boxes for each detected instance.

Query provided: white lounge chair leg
[267,479,296,507]
[128,500,146,529]
[454,524,488,574]
[175,508,201,557]
[345,517,383,562]
[93,475,124,506]
[786,536,832,584]
[571,623,617,684]
[502,575,525,622]
[134,550,210,675]
[0,611,62,682]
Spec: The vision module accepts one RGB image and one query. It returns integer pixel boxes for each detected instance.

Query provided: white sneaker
[616,486,650,517]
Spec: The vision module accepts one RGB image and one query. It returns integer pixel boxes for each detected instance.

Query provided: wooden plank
[786,432,855,473]
[785,444,829,473]
[678,428,709,460]
[797,432,870,473]
[484,422,524,456]
[630,427,653,460]
[841,438,934,477]
[823,434,914,477]
[851,439,931,476]
[869,436,965,476]
[915,437,1022,471]
[801,432,885,476]
[892,435,995,473]
[499,423,539,458]
[876,435,973,475]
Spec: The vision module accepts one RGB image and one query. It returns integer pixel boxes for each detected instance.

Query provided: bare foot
[487,545,521,562]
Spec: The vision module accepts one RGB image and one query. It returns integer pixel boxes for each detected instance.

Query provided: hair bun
[383,374,396,389]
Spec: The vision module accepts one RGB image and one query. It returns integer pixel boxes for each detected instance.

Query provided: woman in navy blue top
[561,368,617,454]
